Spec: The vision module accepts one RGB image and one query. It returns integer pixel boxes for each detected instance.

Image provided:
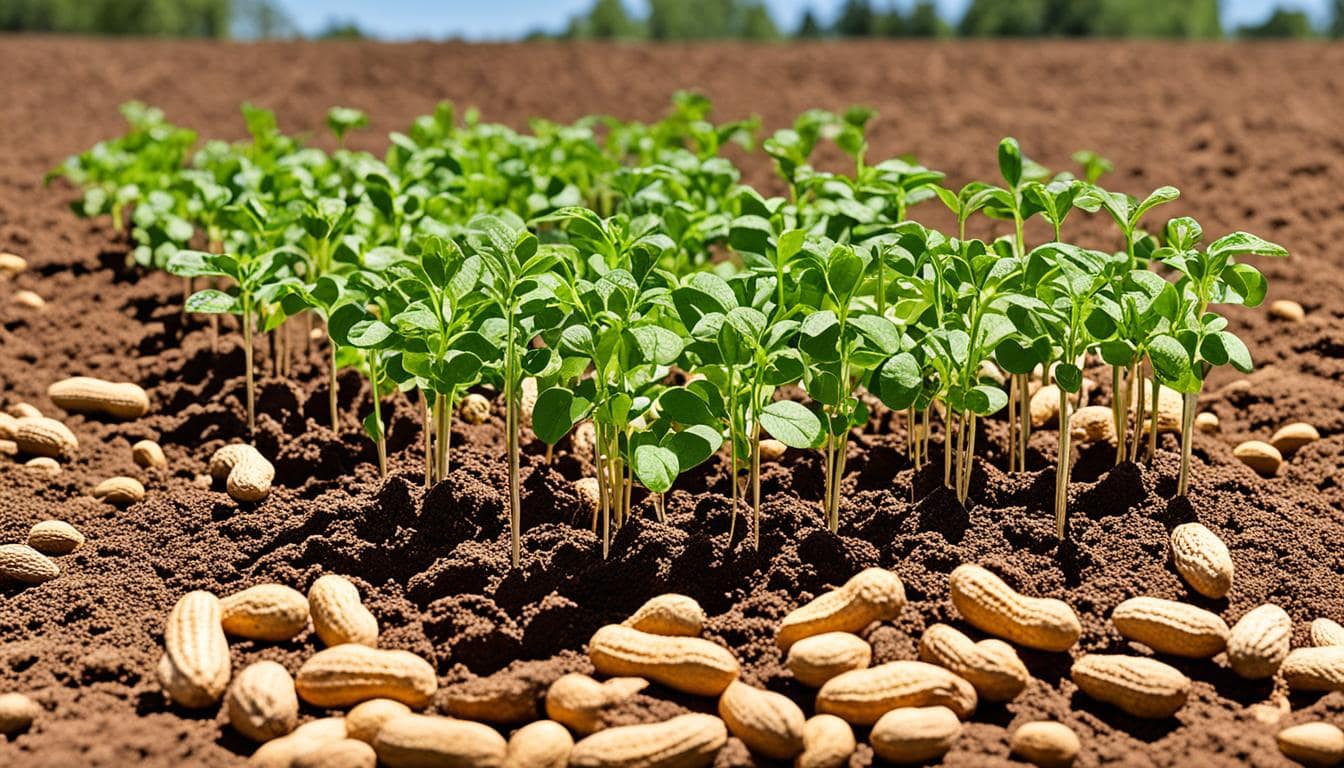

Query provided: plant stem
[1008,376,1018,472]
[242,295,255,435]
[943,405,954,490]
[366,353,386,477]
[1112,365,1126,465]
[506,349,521,569]
[424,396,433,488]
[328,340,339,433]
[961,413,977,504]
[1128,361,1143,463]
[1055,385,1072,542]
[1147,376,1160,463]
[1019,373,1030,470]
[1177,391,1198,496]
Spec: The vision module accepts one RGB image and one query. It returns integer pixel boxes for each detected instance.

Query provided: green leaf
[1054,363,1083,394]
[666,424,722,471]
[759,400,822,448]
[1129,186,1180,228]
[347,319,394,349]
[1148,334,1192,383]
[633,445,679,494]
[1207,231,1287,261]
[998,137,1023,188]
[659,387,717,426]
[628,325,683,366]
[966,384,1009,416]
[184,289,237,314]
[995,337,1040,375]
[532,387,588,445]
[799,311,841,362]
[826,246,864,298]
[362,410,384,442]
[876,352,921,411]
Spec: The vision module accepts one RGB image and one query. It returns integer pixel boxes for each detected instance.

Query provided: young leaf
[759,400,822,448]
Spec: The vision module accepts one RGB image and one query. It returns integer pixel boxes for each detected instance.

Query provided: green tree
[905,0,949,36]
[1239,7,1314,38]
[796,7,823,37]
[958,0,1047,36]
[739,2,780,39]
[586,0,639,39]
[1333,0,1344,36]
[833,0,876,36]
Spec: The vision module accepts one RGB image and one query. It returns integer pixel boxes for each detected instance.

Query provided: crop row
[51,96,1286,565]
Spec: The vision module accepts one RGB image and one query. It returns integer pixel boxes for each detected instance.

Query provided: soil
[2,36,1344,767]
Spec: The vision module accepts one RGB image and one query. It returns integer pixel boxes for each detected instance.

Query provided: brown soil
[2,37,1344,767]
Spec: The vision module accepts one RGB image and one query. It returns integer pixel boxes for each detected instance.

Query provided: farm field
[2,36,1344,767]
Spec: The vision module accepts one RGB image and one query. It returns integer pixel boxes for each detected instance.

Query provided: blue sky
[279,0,1333,39]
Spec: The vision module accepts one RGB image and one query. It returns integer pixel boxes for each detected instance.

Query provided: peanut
[759,438,786,462]
[211,443,275,502]
[1070,654,1189,719]
[786,631,871,688]
[1110,596,1229,659]
[1141,381,1183,435]
[520,377,538,429]
[1234,440,1281,475]
[0,252,26,276]
[27,519,84,555]
[132,439,168,469]
[623,594,705,637]
[294,739,377,768]
[8,402,42,419]
[159,591,231,708]
[460,393,492,425]
[91,476,145,506]
[776,568,906,651]
[718,680,806,760]
[504,720,573,768]
[1030,384,1060,427]
[1269,299,1306,322]
[295,644,437,709]
[13,416,77,458]
[0,411,15,439]
[373,713,507,768]
[1226,604,1291,679]
[24,456,61,477]
[0,543,60,584]
[1311,618,1344,647]
[1277,722,1344,768]
[11,290,43,310]
[918,623,1029,702]
[1281,646,1344,692]
[0,438,15,456]
[227,661,300,743]
[346,698,411,744]
[0,693,39,735]
[574,478,600,518]
[588,624,739,697]
[868,706,962,765]
[1010,721,1080,768]
[1271,422,1320,455]
[1169,523,1234,599]
[309,574,379,647]
[815,661,977,725]
[249,717,348,768]
[1069,405,1116,444]
[948,564,1081,652]
[795,714,854,768]
[47,376,149,419]
[221,584,310,641]
[568,713,727,768]
[1195,411,1219,434]
[211,443,258,481]
[545,673,648,735]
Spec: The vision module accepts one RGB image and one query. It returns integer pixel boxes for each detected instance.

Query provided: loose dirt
[2,37,1343,767]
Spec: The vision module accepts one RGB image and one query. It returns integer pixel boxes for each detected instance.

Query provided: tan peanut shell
[718,680,806,760]
[1234,440,1281,475]
[1010,721,1081,768]
[1311,618,1344,647]
[1070,654,1189,719]
[815,661,977,725]
[588,624,740,697]
[295,644,437,709]
[1269,299,1306,322]
[159,590,231,708]
[7,402,42,419]
[294,739,377,768]
[568,713,727,768]
[92,476,145,505]
[1281,646,1344,692]
[1226,604,1291,679]
[1069,405,1116,444]
[0,252,26,276]
[574,477,600,518]
[47,376,149,419]
[1277,722,1344,768]
[373,713,507,768]
[1169,523,1234,599]
[795,714,855,768]
[623,594,705,637]
[545,673,648,735]
[309,574,379,647]
[504,720,574,768]
[758,438,786,462]
[24,456,61,477]
[132,439,168,469]
[1110,596,1229,659]
[868,706,962,764]
[221,584,311,641]
[918,623,1029,702]
[1195,411,1219,434]
[460,393,492,425]
[345,698,410,744]
[1030,384,1060,428]
[786,632,871,688]
[776,568,906,651]
[13,416,77,458]
[8,291,39,308]
[0,438,15,456]
[227,661,300,743]
[0,693,40,735]
[1141,382,1183,435]
[248,717,348,768]
[0,412,16,439]
[948,564,1081,652]
[27,519,84,555]
[1271,422,1320,454]
[228,452,275,503]
[0,544,60,584]
[211,443,260,481]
